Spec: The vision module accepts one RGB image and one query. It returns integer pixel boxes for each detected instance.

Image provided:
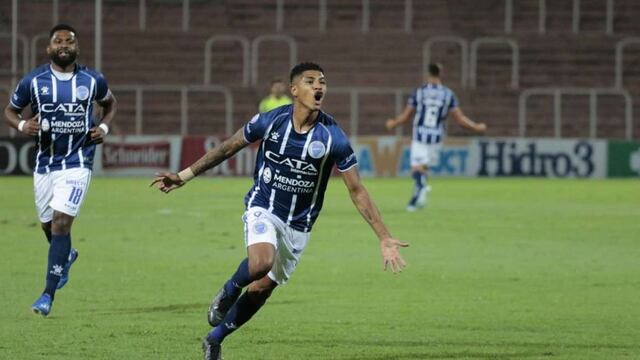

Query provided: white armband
[18,120,26,132]
[98,123,110,135]
[177,167,195,182]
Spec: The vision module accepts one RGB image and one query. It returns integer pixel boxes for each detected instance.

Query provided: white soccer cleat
[416,187,429,208]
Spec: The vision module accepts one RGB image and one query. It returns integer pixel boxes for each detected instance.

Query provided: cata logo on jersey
[265,150,318,175]
[41,103,87,116]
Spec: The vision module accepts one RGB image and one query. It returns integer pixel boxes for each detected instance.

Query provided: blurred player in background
[3,24,117,316]
[258,78,292,113]
[152,62,408,360]
[386,63,486,211]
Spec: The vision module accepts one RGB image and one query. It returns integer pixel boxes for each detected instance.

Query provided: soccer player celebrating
[386,63,486,211]
[4,24,117,316]
[151,62,408,360]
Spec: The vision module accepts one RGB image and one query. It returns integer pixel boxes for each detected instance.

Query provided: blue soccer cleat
[56,248,79,290]
[208,285,240,327]
[202,338,222,360]
[31,293,53,316]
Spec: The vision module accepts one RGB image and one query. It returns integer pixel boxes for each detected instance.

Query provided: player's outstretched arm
[341,167,409,273]
[385,105,415,130]
[450,107,486,133]
[150,128,248,193]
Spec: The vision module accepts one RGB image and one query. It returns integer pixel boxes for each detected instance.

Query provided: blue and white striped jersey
[243,105,358,232]
[408,83,459,144]
[10,64,110,174]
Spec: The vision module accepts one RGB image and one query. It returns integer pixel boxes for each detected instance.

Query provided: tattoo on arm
[190,129,248,176]
[361,208,374,223]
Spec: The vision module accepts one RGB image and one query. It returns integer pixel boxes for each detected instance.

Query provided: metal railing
[250,34,298,86]
[514,0,616,35]
[137,0,191,32]
[204,35,250,87]
[423,36,468,88]
[111,85,234,136]
[518,87,633,139]
[29,33,49,69]
[332,87,412,137]
[469,37,519,89]
[284,0,413,33]
[0,32,29,76]
[614,37,640,89]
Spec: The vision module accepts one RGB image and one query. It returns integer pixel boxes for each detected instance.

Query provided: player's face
[47,30,79,68]
[291,70,326,111]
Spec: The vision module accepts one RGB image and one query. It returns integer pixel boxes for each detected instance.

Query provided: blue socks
[223,258,251,299]
[44,233,71,298]
[408,171,426,206]
[207,291,265,343]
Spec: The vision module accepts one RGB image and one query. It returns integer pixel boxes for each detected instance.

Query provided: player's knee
[51,213,73,234]
[248,257,273,279]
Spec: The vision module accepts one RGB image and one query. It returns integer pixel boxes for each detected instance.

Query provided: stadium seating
[1,0,639,139]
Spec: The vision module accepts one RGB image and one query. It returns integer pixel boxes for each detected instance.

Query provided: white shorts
[243,207,310,285]
[410,141,442,167]
[33,167,92,222]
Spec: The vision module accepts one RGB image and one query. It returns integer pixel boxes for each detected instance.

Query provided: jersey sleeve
[243,113,272,143]
[94,72,110,101]
[407,88,418,108]
[332,129,358,172]
[9,76,32,110]
[449,90,459,109]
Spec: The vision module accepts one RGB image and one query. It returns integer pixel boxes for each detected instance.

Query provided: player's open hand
[150,172,185,193]
[88,126,106,144]
[385,118,396,131]
[475,122,487,133]
[380,237,409,273]
[20,115,40,136]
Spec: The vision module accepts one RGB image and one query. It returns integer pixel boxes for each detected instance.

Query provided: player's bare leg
[204,275,278,360]
[208,243,275,326]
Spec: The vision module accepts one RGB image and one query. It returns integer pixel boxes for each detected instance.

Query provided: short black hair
[427,63,442,77]
[271,78,285,85]
[50,24,77,39]
[290,62,324,83]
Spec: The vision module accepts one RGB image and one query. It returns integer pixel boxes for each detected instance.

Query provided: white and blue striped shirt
[10,64,110,174]
[408,83,458,144]
[243,105,357,232]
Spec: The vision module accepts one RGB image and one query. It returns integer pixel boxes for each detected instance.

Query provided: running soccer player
[386,63,486,211]
[3,24,117,316]
[151,62,408,360]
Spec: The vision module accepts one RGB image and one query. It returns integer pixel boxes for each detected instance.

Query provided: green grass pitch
[0,176,638,359]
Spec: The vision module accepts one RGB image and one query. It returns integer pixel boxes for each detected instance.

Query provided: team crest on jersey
[40,118,50,132]
[76,86,90,101]
[263,167,272,183]
[308,141,326,159]
[40,86,49,95]
[269,131,280,142]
